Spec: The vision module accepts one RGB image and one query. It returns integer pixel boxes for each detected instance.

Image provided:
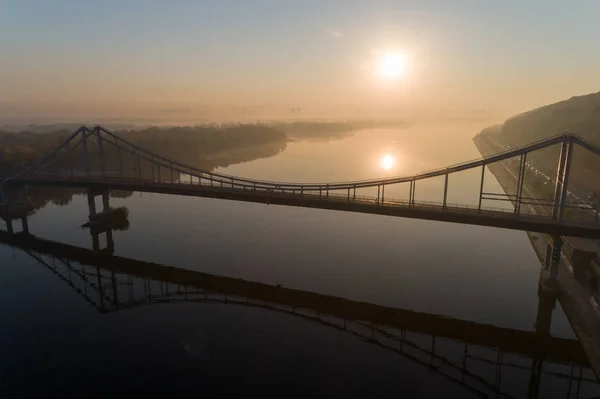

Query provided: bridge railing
[21,169,600,218]
[21,172,574,218]
[5,126,600,227]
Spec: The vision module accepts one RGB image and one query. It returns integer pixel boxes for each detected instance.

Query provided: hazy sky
[2,0,600,121]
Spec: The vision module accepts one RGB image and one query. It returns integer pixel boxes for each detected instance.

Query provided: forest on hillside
[0,124,289,177]
[477,91,600,194]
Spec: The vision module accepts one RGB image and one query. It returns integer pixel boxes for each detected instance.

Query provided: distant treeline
[0,124,289,177]
[0,120,410,176]
[0,120,407,212]
[476,91,600,194]
[120,124,287,168]
[270,120,410,140]
[0,124,289,210]
[0,119,413,181]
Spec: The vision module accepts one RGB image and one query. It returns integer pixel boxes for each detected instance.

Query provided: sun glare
[377,52,408,80]
[380,153,395,170]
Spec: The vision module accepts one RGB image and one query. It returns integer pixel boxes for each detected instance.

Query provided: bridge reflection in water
[1,228,598,399]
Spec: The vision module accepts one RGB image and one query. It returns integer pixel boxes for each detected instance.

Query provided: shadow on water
[0,223,599,398]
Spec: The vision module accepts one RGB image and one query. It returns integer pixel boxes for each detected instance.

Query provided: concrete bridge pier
[20,217,29,235]
[1,185,30,236]
[1,185,27,210]
[87,191,96,216]
[106,230,114,251]
[91,230,114,254]
[535,284,557,336]
[87,188,110,217]
[3,216,29,236]
[87,188,116,254]
[541,234,563,291]
[91,232,99,252]
[528,285,558,398]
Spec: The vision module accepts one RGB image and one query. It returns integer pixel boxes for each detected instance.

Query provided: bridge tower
[87,188,110,217]
[91,228,114,254]
[552,135,574,223]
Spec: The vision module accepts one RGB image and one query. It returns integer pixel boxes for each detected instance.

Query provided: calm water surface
[1,123,598,397]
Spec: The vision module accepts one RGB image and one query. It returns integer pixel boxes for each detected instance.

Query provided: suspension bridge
[1,230,597,398]
[1,126,600,240]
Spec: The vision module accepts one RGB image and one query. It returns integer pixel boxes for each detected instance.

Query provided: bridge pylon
[86,188,117,254]
[552,135,574,223]
[87,188,110,217]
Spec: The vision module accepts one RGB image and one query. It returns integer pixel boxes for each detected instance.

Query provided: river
[1,122,598,397]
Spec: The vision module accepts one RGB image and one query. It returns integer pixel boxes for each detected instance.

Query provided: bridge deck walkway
[11,175,600,239]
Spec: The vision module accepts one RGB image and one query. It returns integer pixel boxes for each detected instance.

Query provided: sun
[377,51,408,80]
[380,153,395,170]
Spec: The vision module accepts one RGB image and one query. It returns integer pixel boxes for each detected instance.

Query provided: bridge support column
[6,219,13,235]
[443,172,449,208]
[87,190,97,216]
[544,234,563,282]
[478,165,485,211]
[515,154,527,214]
[21,217,29,235]
[91,229,115,254]
[102,190,110,213]
[527,357,544,399]
[95,267,106,310]
[106,230,114,251]
[87,189,110,217]
[527,286,557,399]
[552,135,574,222]
[535,284,557,336]
[92,232,100,252]
[3,216,30,236]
